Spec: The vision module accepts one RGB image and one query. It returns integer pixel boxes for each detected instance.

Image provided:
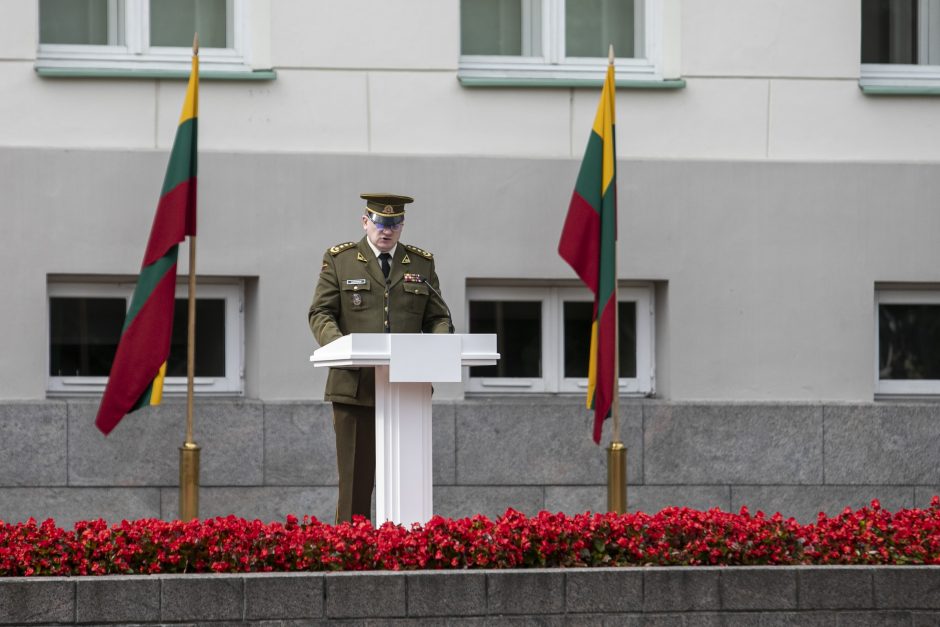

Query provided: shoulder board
[404,244,433,260]
[328,242,356,256]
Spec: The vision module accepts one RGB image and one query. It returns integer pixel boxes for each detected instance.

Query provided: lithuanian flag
[96,51,198,435]
[558,62,617,444]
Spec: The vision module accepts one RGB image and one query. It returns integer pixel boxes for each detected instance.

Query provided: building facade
[2,0,940,526]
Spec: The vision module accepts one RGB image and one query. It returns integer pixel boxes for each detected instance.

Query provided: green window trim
[860,83,940,96]
[459,76,685,89]
[36,67,277,81]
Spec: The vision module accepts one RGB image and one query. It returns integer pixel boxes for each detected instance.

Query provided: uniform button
[384,306,388,312]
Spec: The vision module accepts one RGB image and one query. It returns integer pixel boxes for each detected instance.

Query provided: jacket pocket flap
[403,283,429,295]
[341,279,371,291]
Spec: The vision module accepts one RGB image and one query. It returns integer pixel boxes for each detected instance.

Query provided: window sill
[36,67,276,81]
[458,57,683,89]
[875,395,940,403]
[459,75,685,89]
[860,63,940,95]
[860,83,940,96]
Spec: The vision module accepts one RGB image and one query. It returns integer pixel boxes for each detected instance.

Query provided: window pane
[167,299,226,377]
[859,0,940,64]
[151,0,228,48]
[862,0,917,63]
[566,0,638,58]
[461,0,524,55]
[50,297,125,376]
[40,0,123,45]
[563,301,636,378]
[879,304,940,379]
[50,296,226,378]
[469,301,541,377]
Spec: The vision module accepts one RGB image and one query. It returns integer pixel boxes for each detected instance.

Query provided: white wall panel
[0,66,155,148]
[0,1,37,60]
[271,0,459,70]
[369,73,571,156]
[683,0,859,78]
[769,80,940,161]
[6,149,940,401]
[572,79,769,160]
[155,70,369,152]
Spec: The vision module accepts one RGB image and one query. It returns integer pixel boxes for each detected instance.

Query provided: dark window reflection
[50,296,226,378]
[862,0,918,64]
[50,297,126,376]
[468,300,541,377]
[879,304,940,379]
[167,299,226,377]
[563,301,637,378]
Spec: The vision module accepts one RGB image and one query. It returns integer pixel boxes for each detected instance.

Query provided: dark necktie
[379,252,391,279]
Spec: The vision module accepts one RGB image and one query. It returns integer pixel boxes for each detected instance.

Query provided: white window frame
[556,285,653,395]
[47,279,245,397]
[465,286,553,393]
[465,283,654,395]
[458,0,667,84]
[874,287,940,396]
[37,0,260,74]
[861,0,940,89]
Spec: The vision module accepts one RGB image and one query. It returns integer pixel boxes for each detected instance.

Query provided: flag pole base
[179,442,201,521]
[607,441,627,513]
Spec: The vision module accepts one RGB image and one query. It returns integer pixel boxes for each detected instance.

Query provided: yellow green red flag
[558,62,617,444]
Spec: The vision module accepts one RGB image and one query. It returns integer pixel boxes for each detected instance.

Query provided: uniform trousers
[332,402,375,524]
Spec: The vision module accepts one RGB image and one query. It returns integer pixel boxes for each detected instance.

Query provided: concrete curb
[1,565,939,624]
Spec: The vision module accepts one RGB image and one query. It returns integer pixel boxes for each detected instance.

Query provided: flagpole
[179,33,201,521]
[606,44,627,514]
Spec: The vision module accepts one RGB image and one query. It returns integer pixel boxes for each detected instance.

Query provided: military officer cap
[361,193,413,228]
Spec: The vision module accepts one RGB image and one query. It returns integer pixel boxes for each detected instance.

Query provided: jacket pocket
[402,282,429,313]
[341,279,371,311]
[327,367,360,398]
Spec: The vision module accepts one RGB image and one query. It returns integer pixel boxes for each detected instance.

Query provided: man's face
[362,214,403,253]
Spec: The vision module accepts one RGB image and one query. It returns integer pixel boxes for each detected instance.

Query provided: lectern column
[373,364,434,526]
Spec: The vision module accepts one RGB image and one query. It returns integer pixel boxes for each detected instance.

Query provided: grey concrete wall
[1,399,937,527]
[5,148,940,403]
[2,567,940,624]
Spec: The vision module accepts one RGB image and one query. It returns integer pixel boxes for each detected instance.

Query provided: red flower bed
[2,498,939,576]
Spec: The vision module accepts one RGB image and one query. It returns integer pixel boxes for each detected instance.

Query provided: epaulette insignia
[404,244,433,259]
[329,242,356,256]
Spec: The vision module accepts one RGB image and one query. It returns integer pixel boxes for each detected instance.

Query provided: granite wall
[1,399,938,526]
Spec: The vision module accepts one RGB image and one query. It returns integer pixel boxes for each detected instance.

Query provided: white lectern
[310,333,499,526]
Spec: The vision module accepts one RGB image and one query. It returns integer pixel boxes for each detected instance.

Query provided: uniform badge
[404,273,422,283]
[401,254,411,265]
[351,293,362,306]
[357,252,368,262]
[346,279,367,285]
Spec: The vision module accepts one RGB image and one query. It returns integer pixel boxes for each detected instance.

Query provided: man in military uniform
[309,193,452,523]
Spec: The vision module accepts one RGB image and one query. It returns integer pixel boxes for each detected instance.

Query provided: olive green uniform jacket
[309,237,452,406]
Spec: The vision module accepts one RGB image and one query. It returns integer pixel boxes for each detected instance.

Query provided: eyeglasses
[369,219,403,232]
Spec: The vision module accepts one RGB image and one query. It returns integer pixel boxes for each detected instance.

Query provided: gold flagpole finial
[193,32,199,56]
[608,44,614,66]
